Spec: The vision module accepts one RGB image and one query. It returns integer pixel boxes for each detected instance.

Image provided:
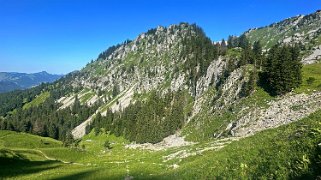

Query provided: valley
[1,107,321,179]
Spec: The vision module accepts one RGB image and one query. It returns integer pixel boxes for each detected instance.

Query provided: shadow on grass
[0,149,62,178]
[49,170,98,180]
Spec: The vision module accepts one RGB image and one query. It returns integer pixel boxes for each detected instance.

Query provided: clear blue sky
[1,0,320,74]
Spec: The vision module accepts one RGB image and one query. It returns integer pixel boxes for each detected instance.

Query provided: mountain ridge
[1,11,320,142]
[0,71,63,93]
[245,10,321,64]
[0,10,321,179]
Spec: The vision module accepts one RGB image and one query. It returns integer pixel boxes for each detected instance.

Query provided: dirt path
[34,149,84,165]
[34,149,70,164]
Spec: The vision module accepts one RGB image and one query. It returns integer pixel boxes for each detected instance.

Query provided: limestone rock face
[227,92,321,137]
[246,10,321,64]
[68,23,240,139]
[67,11,321,140]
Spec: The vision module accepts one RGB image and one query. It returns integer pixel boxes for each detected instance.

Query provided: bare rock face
[68,13,321,141]
[125,133,195,151]
[195,57,226,98]
[228,92,321,137]
[247,10,321,50]
[72,111,98,139]
[213,67,247,110]
[303,45,321,64]
[69,23,234,139]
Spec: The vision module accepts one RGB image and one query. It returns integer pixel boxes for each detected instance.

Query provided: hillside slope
[1,109,320,179]
[0,10,321,179]
[0,11,320,154]
[246,10,321,64]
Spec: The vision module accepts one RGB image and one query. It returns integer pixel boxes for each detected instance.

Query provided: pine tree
[72,95,81,114]
[263,44,302,95]
[227,35,238,49]
[220,39,227,55]
[248,69,257,93]
[64,131,74,146]
[112,85,120,97]
[238,34,250,49]
[290,45,302,87]
[253,41,263,70]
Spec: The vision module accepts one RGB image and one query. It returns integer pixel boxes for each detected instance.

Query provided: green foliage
[0,130,62,149]
[89,91,192,143]
[253,41,264,69]
[112,85,120,98]
[22,91,50,110]
[103,140,112,150]
[295,62,321,93]
[79,90,95,104]
[262,44,302,95]
[179,24,219,95]
[1,109,320,179]
[0,92,101,142]
[226,48,243,59]
[165,110,321,179]
[227,35,239,49]
[238,34,251,49]
[240,69,257,97]
[307,77,316,85]
[246,11,321,50]
[63,132,75,147]
[185,87,274,142]
[0,21,320,179]
[0,83,48,117]
[1,108,321,179]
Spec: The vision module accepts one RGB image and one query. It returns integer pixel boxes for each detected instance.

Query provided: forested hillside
[0,18,315,144]
[0,9,321,180]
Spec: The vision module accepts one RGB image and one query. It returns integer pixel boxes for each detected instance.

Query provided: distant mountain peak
[0,71,63,93]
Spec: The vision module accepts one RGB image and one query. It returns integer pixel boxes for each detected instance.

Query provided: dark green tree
[263,44,302,95]
[238,34,250,49]
[112,85,120,97]
[227,35,239,49]
[220,39,227,55]
[253,41,263,70]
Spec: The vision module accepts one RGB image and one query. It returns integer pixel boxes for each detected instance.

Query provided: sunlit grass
[295,62,321,94]
[22,91,50,110]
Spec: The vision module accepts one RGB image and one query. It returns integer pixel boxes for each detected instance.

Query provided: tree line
[87,91,191,143]
[0,92,101,142]
[222,34,302,96]
[0,28,303,145]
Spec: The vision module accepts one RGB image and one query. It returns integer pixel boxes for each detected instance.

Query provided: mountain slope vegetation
[0,109,320,179]
[0,10,321,179]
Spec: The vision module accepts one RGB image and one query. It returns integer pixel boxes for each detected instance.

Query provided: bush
[306,77,316,85]
[103,140,112,150]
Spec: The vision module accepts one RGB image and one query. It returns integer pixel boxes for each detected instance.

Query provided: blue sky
[0,0,320,74]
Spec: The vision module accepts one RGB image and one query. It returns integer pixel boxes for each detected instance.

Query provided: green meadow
[1,108,321,179]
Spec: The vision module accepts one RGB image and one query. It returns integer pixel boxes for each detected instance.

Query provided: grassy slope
[0,63,320,179]
[185,62,321,142]
[0,130,61,149]
[0,110,321,179]
[295,62,321,94]
[184,87,274,142]
[22,91,50,110]
[162,110,321,179]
